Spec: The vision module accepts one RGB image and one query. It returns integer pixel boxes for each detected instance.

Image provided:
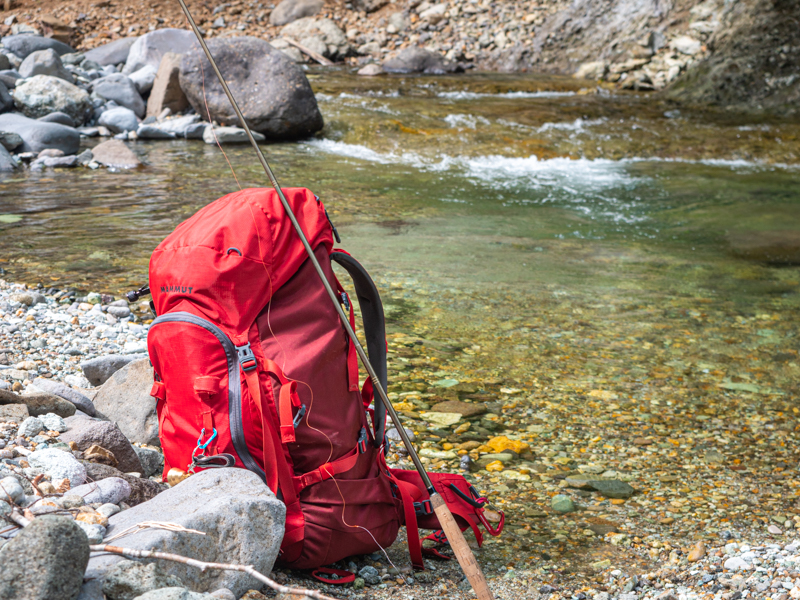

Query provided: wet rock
[81,354,141,386]
[383,47,459,74]
[136,124,176,139]
[133,445,164,478]
[90,139,141,169]
[30,154,79,169]
[61,416,144,473]
[84,38,138,67]
[2,34,75,59]
[202,125,265,144]
[99,106,140,134]
[281,18,350,61]
[33,377,96,416]
[93,74,145,118]
[103,560,185,600]
[429,400,486,417]
[92,359,158,446]
[0,144,17,171]
[146,53,188,119]
[83,462,162,506]
[588,479,635,499]
[38,111,76,127]
[13,75,91,123]
[129,65,157,95]
[19,48,73,81]
[70,477,131,505]
[124,29,197,75]
[0,130,23,151]
[357,63,384,76]
[87,468,285,597]
[551,494,576,513]
[270,0,324,26]
[148,114,203,138]
[0,515,89,600]
[180,37,322,140]
[28,447,87,486]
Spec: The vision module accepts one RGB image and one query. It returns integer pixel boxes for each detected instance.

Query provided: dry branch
[89,544,339,600]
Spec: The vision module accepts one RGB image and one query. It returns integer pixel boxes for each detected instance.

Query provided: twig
[279,37,334,66]
[104,521,207,543]
[89,544,339,600]
[8,509,30,528]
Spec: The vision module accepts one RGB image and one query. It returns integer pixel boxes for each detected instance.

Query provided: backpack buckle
[236,343,257,372]
[339,291,350,311]
[414,499,433,517]
[292,404,307,428]
[357,426,368,453]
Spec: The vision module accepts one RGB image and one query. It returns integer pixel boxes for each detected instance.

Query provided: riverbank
[2,0,799,113]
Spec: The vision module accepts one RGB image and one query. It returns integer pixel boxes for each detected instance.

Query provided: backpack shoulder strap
[330,251,387,446]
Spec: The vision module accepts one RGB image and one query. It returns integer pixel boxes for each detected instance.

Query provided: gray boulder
[180,37,323,140]
[0,144,16,171]
[0,113,81,155]
[13,75,91,122]
[61,416,144,473]
[0,515,89,600]
[33,377,97,416]
[3,388,78,417]
[90,139,141,169]
[382,46,460,74]
[133,446,164,478]
[38,111,76,127]
[124,29,197,75]
[92,359,158,446]
[202,125,265,144]
[0,79,14,112]
[129,64,157,95]
[81,354,141,386]
[69,477,131,505]
[19,48,73,81]
[136,124,175,139]
[103,560,184,600]
[99,106,140,134]
[270,0,324,26]
[0,130,23,150]
[84,38,138,67]
[86,468,285,598]
[145,52,188,118]
[93,74,145,118]
[133,588,218,600]
[147,114,202,138]
[281,17,350,60]
[2,34,75,59]
[83,462,163,506]
[0,54,9,71]
[28,447,87,486]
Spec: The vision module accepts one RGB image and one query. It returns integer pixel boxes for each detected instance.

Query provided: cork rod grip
[430,493,494,600]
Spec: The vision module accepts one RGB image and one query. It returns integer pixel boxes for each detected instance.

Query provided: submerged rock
[179,37,323,140]
[91,139,141,169]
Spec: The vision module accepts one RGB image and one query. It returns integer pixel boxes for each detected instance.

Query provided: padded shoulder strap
[330,251,387,446]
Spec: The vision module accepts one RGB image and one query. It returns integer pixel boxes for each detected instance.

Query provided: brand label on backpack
[160,284,194,294]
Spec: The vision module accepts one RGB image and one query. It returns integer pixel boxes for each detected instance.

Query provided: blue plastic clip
[196,427,218,451]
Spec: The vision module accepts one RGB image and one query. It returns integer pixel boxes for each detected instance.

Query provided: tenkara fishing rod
[175,1,494,598]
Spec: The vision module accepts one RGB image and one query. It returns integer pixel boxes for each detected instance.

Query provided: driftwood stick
[279,37,334,66]
[89,544,338,600]
[8,509,30,528]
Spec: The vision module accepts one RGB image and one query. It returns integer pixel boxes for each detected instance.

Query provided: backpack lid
[149,187,333,339]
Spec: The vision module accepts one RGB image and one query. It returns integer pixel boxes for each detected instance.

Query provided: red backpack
[145,187,503,574]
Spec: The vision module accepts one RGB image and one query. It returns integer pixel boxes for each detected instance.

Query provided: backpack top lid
[149,187,333,341]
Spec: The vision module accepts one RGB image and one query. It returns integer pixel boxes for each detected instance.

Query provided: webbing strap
[293,444,361,493]
[262,358,302,444]
[335,279,359,392]
[394,477,425,570]
[242,367,278,493]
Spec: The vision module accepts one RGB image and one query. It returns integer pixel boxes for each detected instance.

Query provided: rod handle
[431,493,494,600]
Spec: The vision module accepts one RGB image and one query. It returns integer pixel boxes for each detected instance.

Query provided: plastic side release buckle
[357,426,368,453]
[236,343,257,372]
[414,498,433,517]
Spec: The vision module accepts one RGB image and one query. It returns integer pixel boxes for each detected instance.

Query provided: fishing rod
[175,1,494,598]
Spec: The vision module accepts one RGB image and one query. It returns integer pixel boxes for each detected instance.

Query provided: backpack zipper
[149,311,267,484]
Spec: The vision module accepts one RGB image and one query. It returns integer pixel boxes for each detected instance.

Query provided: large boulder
[0,516,89,600]
[81,354,142,387]
[92,74,145,118]
[382,46,460,74]
[83,462,163,506]
[179,37,323,140]
[281,17,350,60]
[39,111,76,127]
[146,52,188,118]
[61,416,144,474]
[123,29,197,75]
[92,358,158,446]
[102,561,184,600]
[129,64,158,95]
[33,377,97,416]
[1,34,75,59]
[90,139,141,169]
[13,75,91,123]
[0,113,80,154]
[270,0,324,26]
[85,468,285,597]
[19,48,73,81]
[84,37,138,67]
[0,388,77,417]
